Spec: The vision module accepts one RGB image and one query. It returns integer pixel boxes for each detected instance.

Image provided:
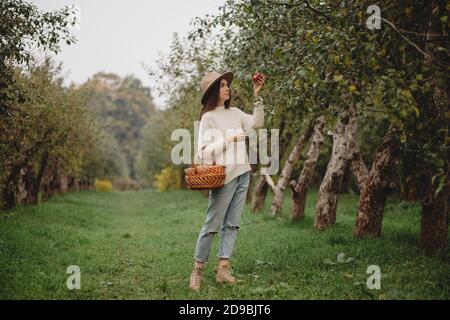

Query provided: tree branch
[264,0,332,21]
[359,107,387,113]
[398,28,448,38]
[262,173,276,191]
[265,0,306,7]
[379,17,450,68]
[304,0,333,21]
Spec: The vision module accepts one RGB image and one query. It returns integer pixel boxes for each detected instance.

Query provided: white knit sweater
[195,97,265,185]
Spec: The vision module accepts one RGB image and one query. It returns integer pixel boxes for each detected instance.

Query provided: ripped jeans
[194,171,251,262]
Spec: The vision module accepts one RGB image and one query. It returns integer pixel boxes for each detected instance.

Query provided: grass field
[0,188,449,299]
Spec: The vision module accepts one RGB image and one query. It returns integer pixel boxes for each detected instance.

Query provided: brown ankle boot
[215,264,236,284]
[189,266,204,291]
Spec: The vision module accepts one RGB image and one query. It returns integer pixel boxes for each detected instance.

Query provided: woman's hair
[198,79,231,121]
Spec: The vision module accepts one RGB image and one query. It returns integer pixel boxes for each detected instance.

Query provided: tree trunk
[251,117,291,213]
[59,174,68,193]
[72,177,80,192]
[314,112,349,230]
[23,152,48,205]
[46,171,61,199]
[270,122,314,216]
[67,176,78,192]
[2,166,23,209]
[0,130,51,209]
[1,188,16,210]
[41,170,60,203]
[351,154,369,192]
[15,168,27,204]
[23,165,38,204]
[290,117,324,220]
[41,179,50,202]
[252,174,269,213]
[416,0,449,257]
[419,173,449,256]
[354,125,400,237]
[346,106,369,192]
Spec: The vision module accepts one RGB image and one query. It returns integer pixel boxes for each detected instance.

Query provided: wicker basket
[185,160,226,190]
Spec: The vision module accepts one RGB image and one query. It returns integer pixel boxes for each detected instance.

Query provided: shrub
[94,179,112,192]
[153,167,181,192]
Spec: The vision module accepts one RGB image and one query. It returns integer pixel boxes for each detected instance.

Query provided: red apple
[252,73,262,83]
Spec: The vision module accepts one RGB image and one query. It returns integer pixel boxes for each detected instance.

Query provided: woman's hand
[226,131,248,143]
[253,73,266,98]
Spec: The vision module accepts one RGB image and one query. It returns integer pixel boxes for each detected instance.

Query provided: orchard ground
[0,187,449,299]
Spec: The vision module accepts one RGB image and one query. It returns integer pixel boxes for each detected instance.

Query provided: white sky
[30,0,225,107]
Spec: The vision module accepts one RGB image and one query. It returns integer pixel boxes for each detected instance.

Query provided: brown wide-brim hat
[200,71,234,105]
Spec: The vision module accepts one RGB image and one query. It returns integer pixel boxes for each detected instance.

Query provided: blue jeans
[194,171,251,262]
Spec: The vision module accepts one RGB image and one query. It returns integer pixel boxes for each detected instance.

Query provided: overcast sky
[30,0,225,107]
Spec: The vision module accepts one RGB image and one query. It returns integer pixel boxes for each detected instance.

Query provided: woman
[189,70,266,291]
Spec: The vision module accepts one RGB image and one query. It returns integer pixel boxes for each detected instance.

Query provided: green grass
[0,188,449,299]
